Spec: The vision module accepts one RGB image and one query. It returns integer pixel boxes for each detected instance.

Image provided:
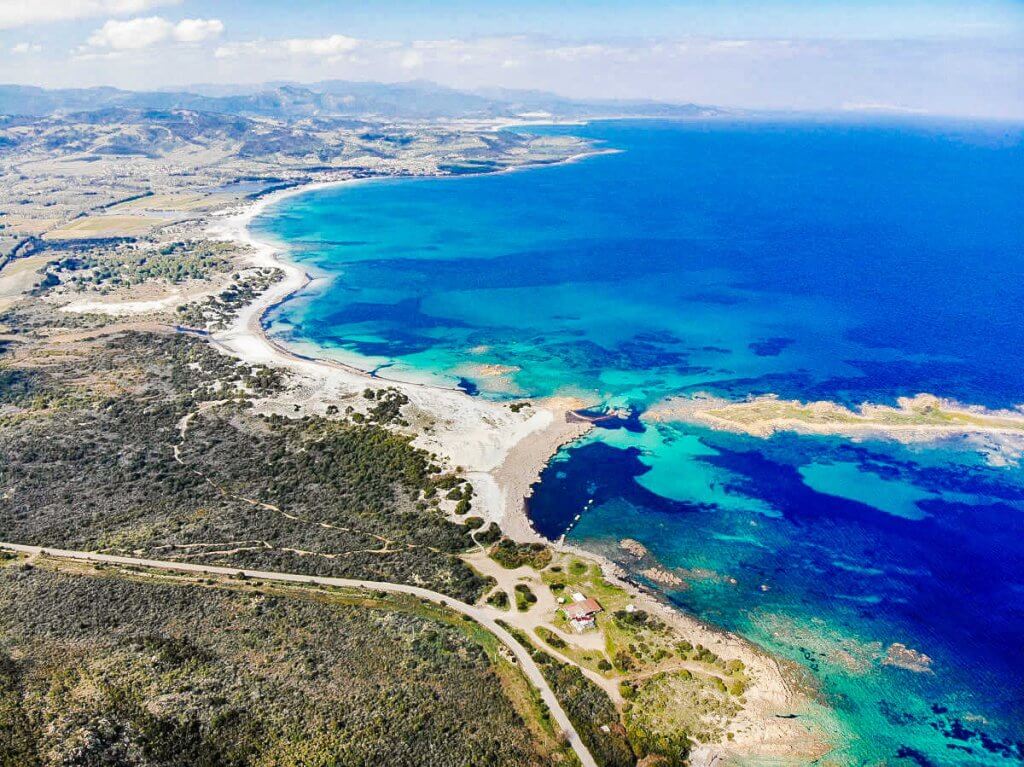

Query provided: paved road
[0,542,598,767]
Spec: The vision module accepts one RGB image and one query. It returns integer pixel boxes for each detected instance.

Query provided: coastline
[205,166,837,764]
[205,171,596,536]
[572,540,835,763]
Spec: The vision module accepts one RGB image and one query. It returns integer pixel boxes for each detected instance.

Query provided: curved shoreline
[205,170,599,535]
[206,177,466,393]
[207,144,621,394]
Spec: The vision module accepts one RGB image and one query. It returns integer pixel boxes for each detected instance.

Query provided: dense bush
[0,567,556,766]
[48,240,234,292]
[489,538,552,570]
[0,332,487,601]
[531,649,636,767]
[486,590,509,610]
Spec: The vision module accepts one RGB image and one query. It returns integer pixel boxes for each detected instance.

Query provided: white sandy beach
[206,178,593,534]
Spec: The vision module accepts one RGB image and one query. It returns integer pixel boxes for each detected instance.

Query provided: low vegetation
[0,564,567,766]
[0,330,488,602]
[623,669,739,752]
[500,622,638,767]
[490,537,553,570]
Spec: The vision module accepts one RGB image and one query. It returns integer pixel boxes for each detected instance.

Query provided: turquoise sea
[255,119,1024,766]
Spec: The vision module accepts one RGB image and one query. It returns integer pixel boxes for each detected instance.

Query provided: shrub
[490,538,552,570]
[475,523,502,546]
[514,584,537,611]
[613,651,635,672]
[486,590,509,610]
[537,628,566,650]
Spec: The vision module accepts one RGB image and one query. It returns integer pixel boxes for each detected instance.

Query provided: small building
[563,597,603,632]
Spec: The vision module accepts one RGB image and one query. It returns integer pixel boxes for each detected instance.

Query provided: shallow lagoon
[256,119,1024,765]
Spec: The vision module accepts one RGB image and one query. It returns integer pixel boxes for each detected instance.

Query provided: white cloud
[88,16,172,49]
[216,34,368,62]
[546,44,611,62]
[10,41,43,54]
[710,39,751,50]
[399,50,423,69]
[0,0,180,30]
[285,34,360,57]
[173,18,224,43]
[841,102,929,115]
[86,16,223,50]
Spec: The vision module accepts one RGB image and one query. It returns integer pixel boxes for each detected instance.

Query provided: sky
[1,0,1022,119]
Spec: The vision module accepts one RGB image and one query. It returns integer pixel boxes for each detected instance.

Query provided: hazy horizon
[1,1,1022,120]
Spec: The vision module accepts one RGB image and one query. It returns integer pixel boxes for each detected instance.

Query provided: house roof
[564,598,602,620]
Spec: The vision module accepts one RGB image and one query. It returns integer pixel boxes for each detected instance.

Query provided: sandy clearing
[58,277,230,317]
[0,254,52,312]
[44,215,164,240]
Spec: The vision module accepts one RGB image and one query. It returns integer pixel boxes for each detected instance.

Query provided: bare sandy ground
[0,254,51,312]
[57,276,232,317]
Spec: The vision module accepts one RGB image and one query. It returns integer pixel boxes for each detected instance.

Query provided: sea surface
[255,119,1024,766]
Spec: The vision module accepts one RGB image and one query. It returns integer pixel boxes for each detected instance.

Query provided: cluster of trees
[514,583,537,611]
[48,240,234,292]
[148,332,286,399]
[360,387,411,426]
[486,589,509,609]
[613,608,666,633]
[489,538,552,570]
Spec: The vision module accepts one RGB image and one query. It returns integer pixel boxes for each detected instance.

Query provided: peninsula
[648,393,1024,464]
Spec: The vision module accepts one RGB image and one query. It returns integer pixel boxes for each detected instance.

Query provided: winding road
[0,541,598,767]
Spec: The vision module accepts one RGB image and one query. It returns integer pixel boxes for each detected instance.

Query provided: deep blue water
[255,119,1024,765]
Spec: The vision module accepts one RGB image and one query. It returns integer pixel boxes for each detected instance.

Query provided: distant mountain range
[0,80,721,121]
